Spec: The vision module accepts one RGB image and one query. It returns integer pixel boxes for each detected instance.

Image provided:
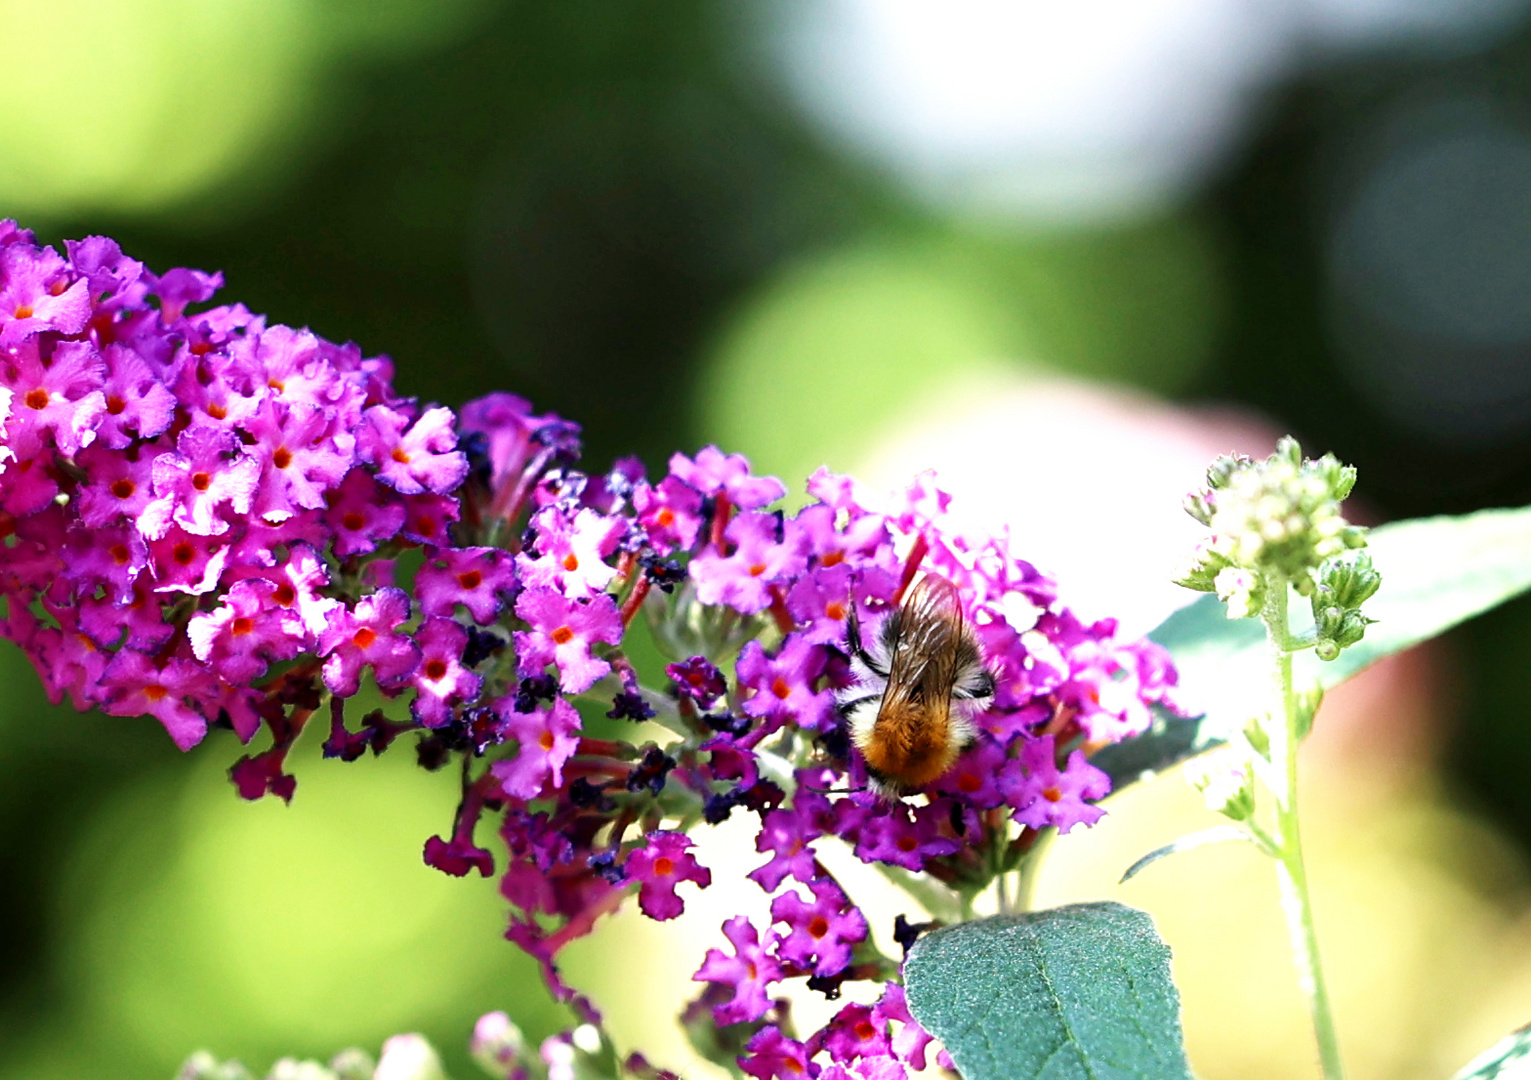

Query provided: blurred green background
[10,1,1531,1076]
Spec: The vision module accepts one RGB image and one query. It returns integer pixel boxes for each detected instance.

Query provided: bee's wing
[881,574,965,712]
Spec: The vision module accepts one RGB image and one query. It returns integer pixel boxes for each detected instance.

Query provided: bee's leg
[844,599,888,678]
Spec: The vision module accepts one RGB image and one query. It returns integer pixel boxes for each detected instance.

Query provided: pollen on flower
[24,388,48,409]
[272,447,293,470]
[551,625,574,644]
[353,627,377,648]
[14,304,32,319]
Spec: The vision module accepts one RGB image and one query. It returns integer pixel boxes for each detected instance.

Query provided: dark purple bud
[626,746,676,795]
[463,626,506,668]
[667,655,726,708]
[588,849,626,885]
[607,690,654,723]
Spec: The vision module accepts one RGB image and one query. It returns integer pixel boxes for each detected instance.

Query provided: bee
[836,574,996,799]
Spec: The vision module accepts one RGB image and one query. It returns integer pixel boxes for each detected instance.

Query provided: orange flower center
[551,626,575,645]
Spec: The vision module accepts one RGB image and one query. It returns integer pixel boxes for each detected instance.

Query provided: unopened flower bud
[1214,566,1265,620]
[177,1053,255,1080]
[327,1050,375,1080]
[268,1061,336,1080]
[374,1035,446,1080]
[471,1011,527,1078]
[1186,748,1255,821]
[1314,551,1381,611]
[1172,539,1233,593]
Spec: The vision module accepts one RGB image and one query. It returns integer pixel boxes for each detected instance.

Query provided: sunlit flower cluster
[1,225,1187,1079]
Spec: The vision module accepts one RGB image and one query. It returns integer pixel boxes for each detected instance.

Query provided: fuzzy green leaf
[904,901,1192,1080]
[1452,1022,1531,1079]
[1095,505,1531,789]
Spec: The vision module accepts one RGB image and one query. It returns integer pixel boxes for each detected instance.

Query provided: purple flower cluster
[0,222,475,762]
[2,226,1187,1079]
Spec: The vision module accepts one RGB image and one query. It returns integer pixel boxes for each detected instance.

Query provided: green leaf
[1452,1022,1531,1079]
[1119,825,1254,884]
[904,901,1193,1080]
[1095,504,1531,789]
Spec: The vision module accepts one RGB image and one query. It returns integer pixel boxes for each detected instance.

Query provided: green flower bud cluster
[1176,437,1368,610]
[1310,551,1381,661]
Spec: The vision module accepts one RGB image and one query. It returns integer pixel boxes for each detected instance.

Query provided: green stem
[1262,585,1345,1080]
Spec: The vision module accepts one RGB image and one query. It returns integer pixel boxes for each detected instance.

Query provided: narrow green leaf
[1096,505,1531,789]
[1452,1022,1531,1079]
[1119,825,1254,884]
[904,901,1192,1080]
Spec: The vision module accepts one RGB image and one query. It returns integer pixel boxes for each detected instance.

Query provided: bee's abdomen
[861,706,959,792]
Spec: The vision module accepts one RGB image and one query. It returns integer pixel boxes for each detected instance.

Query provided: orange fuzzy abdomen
[861,704,959,791]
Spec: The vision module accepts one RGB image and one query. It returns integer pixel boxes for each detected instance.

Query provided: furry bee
[836,574,996,799]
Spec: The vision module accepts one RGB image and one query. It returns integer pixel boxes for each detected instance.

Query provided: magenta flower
[416,545,518,624]
[852,801,960,871]
[739,1028,817,1080]
[0,241,91,345]
[1000,735,1112,834]
[423,834,495,879]
[633,475,704,554]
[358,403,468,495]
[692,916,784,1025]
[318,587,420,697]
[808,1002,891,1064]
[626,831,711,921]
[736,635,834,734]
[669,445,786,510]
[324,468,407,556]
[771,878,868,977]
[245,399,353,520]
[516,506,621,599]
[490,696,582,799]
[513,587,622,694]
[872,984,937,1072]
[75,443,157,528]
[98,650,214,750]
[690,511,806,613]
[0,338,106,456]
[749,801,824,892]
[410,617,483,728]
[187,578,304,684]
[94,343,176,449]
[932,738,1009,808]
[139,426,260,538]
